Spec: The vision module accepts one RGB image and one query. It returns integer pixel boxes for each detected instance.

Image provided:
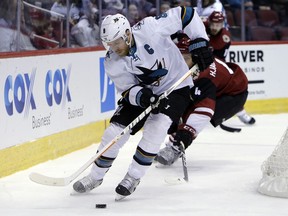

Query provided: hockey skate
[73,174,103,193]
[115,173,140,201]
[155,143,182,166]
[238,113,256,125]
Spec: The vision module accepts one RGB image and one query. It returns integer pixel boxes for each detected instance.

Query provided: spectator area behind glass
[1,0,288,53]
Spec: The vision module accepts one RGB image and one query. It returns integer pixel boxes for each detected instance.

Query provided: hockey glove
[189,38,214,71]
[173,124,196,149]
[136,87,159,108]
[135,87,169,114]
[151,95,169,114]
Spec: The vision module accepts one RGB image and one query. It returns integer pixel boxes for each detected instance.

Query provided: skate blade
[69,190,92,196]
[115,193,126,201]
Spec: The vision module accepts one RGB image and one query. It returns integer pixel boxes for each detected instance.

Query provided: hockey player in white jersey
[73,6,213,200]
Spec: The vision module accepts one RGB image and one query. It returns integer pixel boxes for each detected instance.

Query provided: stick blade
[29,172,70,186]
[164,177,187,185]
[220,124,242,133]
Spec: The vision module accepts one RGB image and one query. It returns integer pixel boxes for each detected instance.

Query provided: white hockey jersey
[103,6,209,106]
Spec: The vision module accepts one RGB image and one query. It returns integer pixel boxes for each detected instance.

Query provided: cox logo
[45,66,71,107]
[4,70,36,116]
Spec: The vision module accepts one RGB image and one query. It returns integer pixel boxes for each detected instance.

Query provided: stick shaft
[180,141,189,182]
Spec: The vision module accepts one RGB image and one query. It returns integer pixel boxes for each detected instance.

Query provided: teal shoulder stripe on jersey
[181,6,194,29]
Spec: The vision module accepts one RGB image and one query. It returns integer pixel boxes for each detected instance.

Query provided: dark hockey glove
[136,87,159,108]
[189,38,214,71]
[151,95,169,114]
[173,124,196,149]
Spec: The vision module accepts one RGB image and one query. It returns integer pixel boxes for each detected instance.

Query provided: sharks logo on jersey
[136,61,168,86]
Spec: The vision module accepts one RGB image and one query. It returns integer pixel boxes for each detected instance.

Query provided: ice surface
[1,114,288,216]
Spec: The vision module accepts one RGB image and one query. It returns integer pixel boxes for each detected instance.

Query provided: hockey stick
[180,143,189,182]
[29,64,199,186]
[220,123,241,133]
[164,142,189,185]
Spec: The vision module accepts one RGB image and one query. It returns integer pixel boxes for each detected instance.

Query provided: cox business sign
[0,51,116,149]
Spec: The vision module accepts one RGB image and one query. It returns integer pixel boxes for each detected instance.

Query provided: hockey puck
[95,204,107,209]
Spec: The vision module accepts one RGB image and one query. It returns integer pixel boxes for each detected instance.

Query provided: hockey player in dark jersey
[206,11,256,125]
[156,35,250,166]
[206,11,231,61]
[72,6,213,200]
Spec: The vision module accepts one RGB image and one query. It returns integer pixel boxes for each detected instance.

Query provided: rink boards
[0,43,288,177]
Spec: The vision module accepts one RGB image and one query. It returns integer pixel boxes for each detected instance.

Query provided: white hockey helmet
[100,13,131,47]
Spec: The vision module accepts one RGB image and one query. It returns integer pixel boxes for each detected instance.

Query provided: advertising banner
[1,43,288,150]
[228,44,288,100]
[0,51,117,149]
